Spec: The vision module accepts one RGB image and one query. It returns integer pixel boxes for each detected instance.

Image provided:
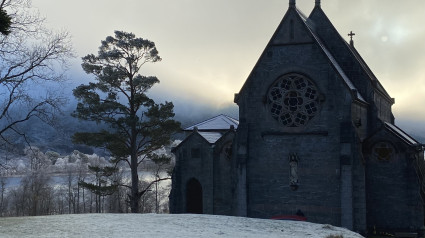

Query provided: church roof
[384,122,419,146]
[172,115,238,153]
[304,18,366,102]
[184,114,239,131]
[308,5,393,102]
[171,129,236,153]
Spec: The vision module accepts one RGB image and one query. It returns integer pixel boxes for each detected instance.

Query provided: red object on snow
[270,215,307,221]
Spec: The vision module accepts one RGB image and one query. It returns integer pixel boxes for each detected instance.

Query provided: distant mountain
[3,110,106,156]
[2,104,238,156]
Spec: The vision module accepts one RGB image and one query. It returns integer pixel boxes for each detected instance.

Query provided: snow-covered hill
[0,213,364,238]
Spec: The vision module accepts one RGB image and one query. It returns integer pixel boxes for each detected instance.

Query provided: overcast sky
[31,0,425,132]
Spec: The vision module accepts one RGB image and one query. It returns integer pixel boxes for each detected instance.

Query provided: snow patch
[0,213,364,238]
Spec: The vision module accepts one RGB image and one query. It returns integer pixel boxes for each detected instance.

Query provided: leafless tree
[0,177,6,216]
[24,146,50,171]
[0,0,73,145]
[10,171,52,216]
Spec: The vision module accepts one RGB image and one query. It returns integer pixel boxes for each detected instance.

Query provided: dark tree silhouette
[72,30,180,213]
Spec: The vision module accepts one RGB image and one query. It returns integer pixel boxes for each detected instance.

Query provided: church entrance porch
[186,178,203,214]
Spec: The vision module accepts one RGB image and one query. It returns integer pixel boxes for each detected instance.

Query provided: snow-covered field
[0,213,364,238]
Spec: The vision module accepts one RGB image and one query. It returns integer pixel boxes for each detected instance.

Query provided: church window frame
[372,141,395,162]
[267,73,322,128]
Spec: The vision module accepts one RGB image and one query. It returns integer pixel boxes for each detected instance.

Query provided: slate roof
[172,115,238,152]
[184,114,239,131]
[384,122,419,146]
[302,15,366,103]
[308,5,393,102]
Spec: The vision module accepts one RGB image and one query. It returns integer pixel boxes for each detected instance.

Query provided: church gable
[236,4,317,104]
[235,3,364,132]
[172,131,212,154]
[236,3,368,110]
[271,6,314,45]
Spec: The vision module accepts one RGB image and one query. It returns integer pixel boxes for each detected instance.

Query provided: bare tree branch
[0,1,73,144]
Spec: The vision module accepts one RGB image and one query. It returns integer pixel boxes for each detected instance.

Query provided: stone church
[170,0,425,235]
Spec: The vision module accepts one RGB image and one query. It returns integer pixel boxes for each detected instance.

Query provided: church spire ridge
[315,0,321,7]
[289,0,296,8]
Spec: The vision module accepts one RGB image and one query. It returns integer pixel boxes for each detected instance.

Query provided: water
[0,171,169,189]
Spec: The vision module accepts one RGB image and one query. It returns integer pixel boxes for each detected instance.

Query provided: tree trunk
[155,176,159,213]
[82,186,85,213]
[77,183,80,214]
[68,176,72,214]
[0,179,5,217]
[129,83,140,213]
[89,192,93,213]
[130,152,139,213]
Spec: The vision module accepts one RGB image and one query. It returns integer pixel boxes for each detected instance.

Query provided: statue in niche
[289,153,299,190]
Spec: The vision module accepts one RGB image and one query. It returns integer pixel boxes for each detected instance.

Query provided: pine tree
[72,31,181,213]
[0,8,11,35]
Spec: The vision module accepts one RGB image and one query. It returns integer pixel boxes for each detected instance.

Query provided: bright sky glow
[31,0,425,133]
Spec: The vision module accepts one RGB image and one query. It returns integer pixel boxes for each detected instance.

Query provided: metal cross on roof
[348,31,355,46]
[348,31,355,40]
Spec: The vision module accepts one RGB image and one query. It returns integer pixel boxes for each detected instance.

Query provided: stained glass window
[372,142,394,162]
[267,73,321,127]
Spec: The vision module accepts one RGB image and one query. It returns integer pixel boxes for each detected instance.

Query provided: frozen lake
[0,171,169,189]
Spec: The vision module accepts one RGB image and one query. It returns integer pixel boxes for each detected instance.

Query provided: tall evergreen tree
[0,0,12,35]
[72,31,181,213]
[0,8,11,35]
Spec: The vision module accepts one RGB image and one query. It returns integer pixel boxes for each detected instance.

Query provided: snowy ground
[0,213,364,238]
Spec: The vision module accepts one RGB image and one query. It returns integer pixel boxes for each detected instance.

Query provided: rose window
[372,142,394,162]
[267,74,321,127]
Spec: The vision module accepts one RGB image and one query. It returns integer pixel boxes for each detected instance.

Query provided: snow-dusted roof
[385,122,419,146]
[184,114,239,131]
[198,132,223,144]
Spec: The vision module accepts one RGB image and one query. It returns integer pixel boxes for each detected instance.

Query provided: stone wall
[364,130,424,232]
[235,36,356,226]
[213,132,234,215]
[171,133,214,214]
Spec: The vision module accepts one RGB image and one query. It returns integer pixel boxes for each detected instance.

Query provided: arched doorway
[186,178,203,214]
